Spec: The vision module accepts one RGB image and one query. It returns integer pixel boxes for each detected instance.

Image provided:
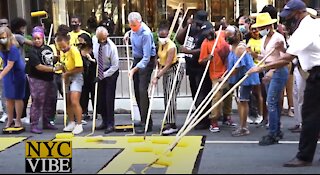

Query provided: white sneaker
[81,120,87,125]
[247,117,254,124]
[0,113,7,123]
[63,122,76,132]
[162,128,178,135]
[72,124,83,135]
[288,108,294,117]
[21,117,30,125]
[254,115,263,124]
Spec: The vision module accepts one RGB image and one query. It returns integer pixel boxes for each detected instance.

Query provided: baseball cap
[194,10,208,25]
[279,0,306,18]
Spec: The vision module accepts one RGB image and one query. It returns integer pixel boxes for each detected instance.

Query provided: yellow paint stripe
[0,137,27,152]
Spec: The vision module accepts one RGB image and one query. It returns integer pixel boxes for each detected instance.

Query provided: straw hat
[251,13,277,28]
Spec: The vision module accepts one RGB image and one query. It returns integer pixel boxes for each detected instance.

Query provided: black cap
[194,10,208,25]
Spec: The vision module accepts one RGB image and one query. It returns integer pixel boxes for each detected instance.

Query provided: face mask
[99,40,107,46]
[62,47,70,53]
[0,38,8,45]
[259,28,270,37]
[130,23,141,32]
[283,15,299,35]
[158,37,168,45]
[226,37,235,45]
[239,25,247,34]
[70,24,80,31]
[206,31,216,40]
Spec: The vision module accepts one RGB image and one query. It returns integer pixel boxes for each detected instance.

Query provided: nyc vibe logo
[25,141,72,173]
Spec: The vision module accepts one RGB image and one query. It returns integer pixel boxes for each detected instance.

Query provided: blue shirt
[227,51,260,86]
[130,22,156,69]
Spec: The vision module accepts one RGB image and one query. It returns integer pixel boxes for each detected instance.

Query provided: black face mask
[99,41,107,46]
[70,24,80,31]
[190,24,200,36]
[206,31,216,40]
[283,14,300,35]
[76,43,87,50]
[226,37,236,45]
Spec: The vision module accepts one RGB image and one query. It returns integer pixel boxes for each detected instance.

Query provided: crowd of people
[0,0,319,167]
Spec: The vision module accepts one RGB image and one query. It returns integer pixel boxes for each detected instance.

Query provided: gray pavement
[0,111,319,174]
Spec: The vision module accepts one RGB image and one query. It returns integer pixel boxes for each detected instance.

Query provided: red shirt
[199,33,230,80]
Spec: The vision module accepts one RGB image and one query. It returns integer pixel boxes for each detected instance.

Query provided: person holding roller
[27,26,63,134]
[152,20,184,136]
[225,26,260,136]
[251,13,288,145]
[248,0,320,167]
[92,26,119,134]
[55,31,84,135]
[198,25,232,133]
[126,12,156,133]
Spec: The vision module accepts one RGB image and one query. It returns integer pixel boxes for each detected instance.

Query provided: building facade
[0,0,319,35]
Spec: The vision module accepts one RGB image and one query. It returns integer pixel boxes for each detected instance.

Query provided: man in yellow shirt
[69,16,90,46]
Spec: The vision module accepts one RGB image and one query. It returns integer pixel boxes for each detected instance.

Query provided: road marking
[205,141,320,144]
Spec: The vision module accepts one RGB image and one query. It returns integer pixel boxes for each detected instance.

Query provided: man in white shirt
[248,0,320,167]
[92,26,119,134]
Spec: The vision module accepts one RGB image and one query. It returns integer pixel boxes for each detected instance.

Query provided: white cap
[225,25,236,34]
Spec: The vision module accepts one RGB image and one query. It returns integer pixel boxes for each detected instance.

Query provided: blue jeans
[265,67,288,135]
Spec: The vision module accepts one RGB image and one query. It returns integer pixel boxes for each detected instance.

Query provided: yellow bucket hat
[251,12,277,28]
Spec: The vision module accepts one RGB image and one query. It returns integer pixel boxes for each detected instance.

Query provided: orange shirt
[199,35,229,80]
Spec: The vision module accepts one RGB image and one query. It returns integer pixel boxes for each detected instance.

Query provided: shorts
[66,73,83,93]
[239,85,252,102]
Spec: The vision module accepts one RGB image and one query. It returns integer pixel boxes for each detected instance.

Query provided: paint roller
[31,11,48,18]
[141,156,172,173]
[125,40,138,136]
[86,136,104,142]
[55,133,74,140]
[31,11,48,27]
[127,137,145,143]
[85,54,101,141]
[144,63,158,140]
[31,11,53,45]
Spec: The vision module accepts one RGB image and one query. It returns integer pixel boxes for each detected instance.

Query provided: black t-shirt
[28,45,54,81]
[82,53,97,85]
[184,22,212,74]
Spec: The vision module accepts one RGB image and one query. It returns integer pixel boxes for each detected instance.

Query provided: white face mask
[239,25,247,34]
[158,37,168,45]
[259,28,270,37]
[0,38,8,45]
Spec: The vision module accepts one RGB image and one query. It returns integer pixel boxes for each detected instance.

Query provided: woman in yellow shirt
[152,21,184,135]
[247,26,265,125]
[55,32,84,135]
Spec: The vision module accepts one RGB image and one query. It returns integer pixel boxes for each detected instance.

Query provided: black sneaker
[275,131,284,141]
[259,134,278,146]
